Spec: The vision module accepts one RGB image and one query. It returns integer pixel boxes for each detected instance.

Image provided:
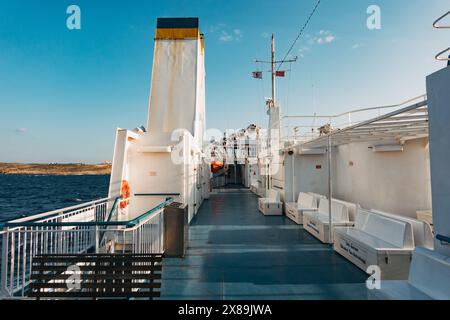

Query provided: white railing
[0,197,170,298]
[280,94,427,145]
[100,209,164,255]
[0,198,113,297]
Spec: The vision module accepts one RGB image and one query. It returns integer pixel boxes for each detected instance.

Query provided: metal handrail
[280,95,427,142]
[134,193,181,197]
[282,94,426,120]
[296,99,428,148]
[1,197,170,297]
[433,11,450,62]
[433,11,450,29]
[435,47,450,61]
[436,234,450,245]
[1,197,113,224]
[0,197,173,229]
[98,197,120,245]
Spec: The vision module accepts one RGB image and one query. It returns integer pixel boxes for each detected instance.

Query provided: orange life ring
[120,180,131,209]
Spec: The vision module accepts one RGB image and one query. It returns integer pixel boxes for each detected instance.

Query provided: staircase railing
[0,197,173,298]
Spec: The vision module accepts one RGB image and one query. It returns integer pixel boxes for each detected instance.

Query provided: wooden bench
[28,253,162,299]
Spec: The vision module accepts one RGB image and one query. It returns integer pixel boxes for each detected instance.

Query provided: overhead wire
[277,0,322,71]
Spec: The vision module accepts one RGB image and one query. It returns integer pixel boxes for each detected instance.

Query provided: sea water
[0,174,110,221]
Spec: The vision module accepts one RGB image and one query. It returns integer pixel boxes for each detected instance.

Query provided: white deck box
[307,192,327,208]
[303,199,353,244]
[372,209,434,249]
[369,247,450,299]
[285,192,317,224]
[334,208,414,280]
[258,189,283,216]
[250,182,258,194]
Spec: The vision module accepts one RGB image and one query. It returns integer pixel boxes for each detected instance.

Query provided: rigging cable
[277,0,321,71]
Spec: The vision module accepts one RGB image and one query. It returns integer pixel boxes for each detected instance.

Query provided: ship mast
[271,33,276,108]
[255,34,296,108]
[254,34,296,190]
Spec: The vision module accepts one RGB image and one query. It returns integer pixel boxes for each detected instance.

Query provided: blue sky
[0,0,447,163]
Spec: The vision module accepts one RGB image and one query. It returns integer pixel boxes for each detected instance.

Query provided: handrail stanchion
[95,225,100,254]
[1,228,9,296]
[327,135,333,244]
[98,197,120,247]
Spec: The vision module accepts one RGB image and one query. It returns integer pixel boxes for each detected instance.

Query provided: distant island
[0,162,112,175]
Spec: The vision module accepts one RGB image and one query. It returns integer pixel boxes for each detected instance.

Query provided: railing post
[95,226,100,253]
[1,228,9,297]
[327,135,333,245]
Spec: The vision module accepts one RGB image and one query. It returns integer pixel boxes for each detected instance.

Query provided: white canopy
[294,100,428,150]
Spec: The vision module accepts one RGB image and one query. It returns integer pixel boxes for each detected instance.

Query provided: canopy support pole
[292,153,296,202]
[327,135,333,244]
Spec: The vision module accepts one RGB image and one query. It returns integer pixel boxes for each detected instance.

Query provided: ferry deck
[161,189,368,300]
[1,16,449,300]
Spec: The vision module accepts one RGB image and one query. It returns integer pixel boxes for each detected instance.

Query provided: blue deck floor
[160,190,369,300]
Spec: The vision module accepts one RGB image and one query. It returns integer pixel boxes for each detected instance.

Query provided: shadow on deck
[160,190,369,300]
